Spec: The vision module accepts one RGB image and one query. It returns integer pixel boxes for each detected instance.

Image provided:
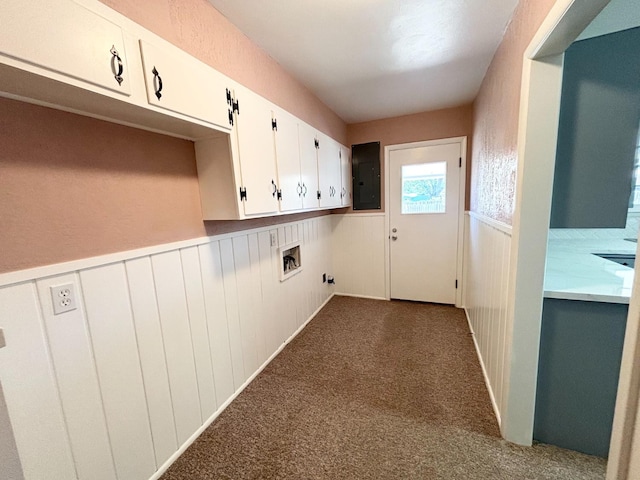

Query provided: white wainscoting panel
[0,283,77,480]
[35,272,117,480]
[219,238,247,390]
[331,214,386,299]
[125,256,178,467]
[464,212,512,426]
[151,250,203,446]
[198,241,235,407]
[0,216,333,480]
[180,247,218,423]
[80,264,157,480]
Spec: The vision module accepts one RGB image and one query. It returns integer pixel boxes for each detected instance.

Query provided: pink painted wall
[0,97,203,273]
[0,0,346,274]
[347,105,474,211]
[470,0,556,224]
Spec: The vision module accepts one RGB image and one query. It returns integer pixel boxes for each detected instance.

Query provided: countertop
[544,238,636,304]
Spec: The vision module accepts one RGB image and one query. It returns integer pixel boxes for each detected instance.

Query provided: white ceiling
[207,0,519,124]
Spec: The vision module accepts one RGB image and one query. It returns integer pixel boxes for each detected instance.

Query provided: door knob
[391,235,398,241]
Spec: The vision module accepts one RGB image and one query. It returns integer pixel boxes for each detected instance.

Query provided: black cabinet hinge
[314,139,319,149]
[277,190,282,201]
[239,187,247,201]
[226,88,232,106]
[228,108,234,126]
[317,190,321,200]
[272,119,277,131]
[455,279,458,289]
[459,157,462,168]
[232,99,239,115]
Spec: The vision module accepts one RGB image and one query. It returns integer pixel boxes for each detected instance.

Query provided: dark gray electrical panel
[352,142,381,210]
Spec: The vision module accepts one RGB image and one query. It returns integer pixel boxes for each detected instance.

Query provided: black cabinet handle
[297,182,303,196]
[152,67,163,100]
[110,46,124,86]
[272,179,277,197]
[302,183,308,196]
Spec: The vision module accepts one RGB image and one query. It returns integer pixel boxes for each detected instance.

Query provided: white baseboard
[464,307,502,428]
[334,292,388,301]
[149,293,336,480]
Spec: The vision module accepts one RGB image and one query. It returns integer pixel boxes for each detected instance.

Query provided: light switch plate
[0,329,5,349]
[50,283,77,315]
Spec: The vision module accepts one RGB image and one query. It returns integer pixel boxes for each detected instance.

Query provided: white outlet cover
[50,283,77,315]
[270,232,277,247]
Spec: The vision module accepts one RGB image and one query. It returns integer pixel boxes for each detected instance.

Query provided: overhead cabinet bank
[0,0,351,221]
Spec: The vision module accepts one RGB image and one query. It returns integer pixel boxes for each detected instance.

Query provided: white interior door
[389,142,461,304]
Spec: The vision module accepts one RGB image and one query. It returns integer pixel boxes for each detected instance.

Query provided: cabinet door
[233,85,279,216]
[298,123,320,210]
[1,0,131,96]
[340,145,352,207]
[273,108,303,212]
[318,133,342,208]
[139,40,230,130]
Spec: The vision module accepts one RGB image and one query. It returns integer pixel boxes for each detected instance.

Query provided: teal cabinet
[534,298,627,457]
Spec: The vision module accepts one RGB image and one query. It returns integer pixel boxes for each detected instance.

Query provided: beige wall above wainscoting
[471,0,555,225]
[0,98,203,273]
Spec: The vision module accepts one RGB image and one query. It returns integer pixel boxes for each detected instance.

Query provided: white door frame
[505,2,640,478]
[504,0,611,447]
[384,137,467,307]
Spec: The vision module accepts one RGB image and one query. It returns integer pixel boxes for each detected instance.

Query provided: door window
[401,161,446,214]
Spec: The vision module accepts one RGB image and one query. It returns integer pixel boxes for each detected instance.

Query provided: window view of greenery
[401,161,446,214]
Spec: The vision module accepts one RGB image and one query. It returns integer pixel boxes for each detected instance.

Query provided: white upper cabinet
[298,122,321,210]
[139,40,231,130]
[1,0,131,96]
[232,84,280,216]
[317,133,342,208]
[273,108,304,212]
[340,145,352,207]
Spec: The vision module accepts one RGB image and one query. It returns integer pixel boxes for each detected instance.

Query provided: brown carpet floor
[161,296,606,479]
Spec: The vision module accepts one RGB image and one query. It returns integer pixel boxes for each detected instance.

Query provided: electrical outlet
[270,232,277,247]
[322,273,327,283]
[50,283,77,315]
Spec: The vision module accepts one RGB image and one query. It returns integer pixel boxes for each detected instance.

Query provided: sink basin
[594,253,635,268]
